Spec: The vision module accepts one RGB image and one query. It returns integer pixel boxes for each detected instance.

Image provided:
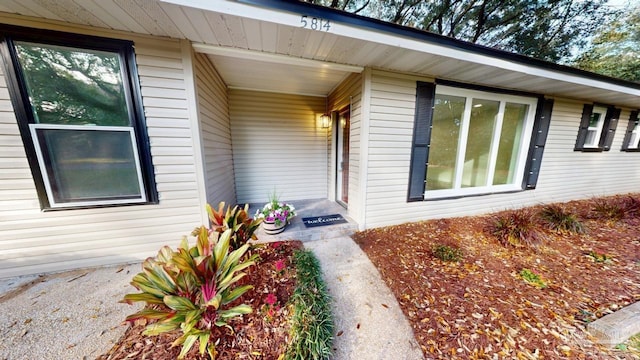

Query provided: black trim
[0,24,158,209]
[602,107,620,151]
[523,98,553,190]
[621,110,639,151]
[407,81,435,202]
[575,104,595,151]
[436,79,539,99]
[239,0,640,91]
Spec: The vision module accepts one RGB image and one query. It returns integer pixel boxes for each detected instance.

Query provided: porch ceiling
[1,0,639,107]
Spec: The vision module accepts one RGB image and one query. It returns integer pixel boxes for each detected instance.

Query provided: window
[1,26,156,208]
[423,86,537,199]
[621,111,640,151]
[574,104,620,151]
[583,106,607,148]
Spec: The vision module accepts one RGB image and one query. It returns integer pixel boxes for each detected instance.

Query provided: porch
[250,199,358,242]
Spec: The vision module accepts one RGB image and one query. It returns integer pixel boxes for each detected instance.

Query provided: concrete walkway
[0,236,423,359]
[306,236,424,360]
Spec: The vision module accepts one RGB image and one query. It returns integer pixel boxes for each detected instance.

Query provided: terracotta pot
[262,219,286,235]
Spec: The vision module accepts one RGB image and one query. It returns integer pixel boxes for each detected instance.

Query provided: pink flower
[275,259,286,272]
[265,293,277,306]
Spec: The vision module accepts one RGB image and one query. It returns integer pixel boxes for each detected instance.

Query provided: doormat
[302,214,347,228]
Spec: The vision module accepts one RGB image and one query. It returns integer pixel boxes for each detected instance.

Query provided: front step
[255,220,358,242]
[587,301,640,347]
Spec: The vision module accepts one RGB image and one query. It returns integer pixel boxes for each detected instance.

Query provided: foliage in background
[574,5,640,81]
[122,225,257,359]
[540,204,585,235]
[205,202,262,250]
[432,244,464,262]
[285,250,334,360]
[303,0,617,62]
[489,209,545,248]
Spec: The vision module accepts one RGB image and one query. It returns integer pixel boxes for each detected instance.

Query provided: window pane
[36,129,142,203]
[462,99,499,188]
[493,103,527,185]
[585,130,597,147]
[631,123,640,148]
[15,42,130,126]
[588,112,602,128]
[426,95,465,190]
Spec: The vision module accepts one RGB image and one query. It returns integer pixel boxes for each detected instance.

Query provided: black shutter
[524,98,554,189]
[574,104,593,151]
[621,110,639,151]
[601,107,620,150]
[407,82,435,202]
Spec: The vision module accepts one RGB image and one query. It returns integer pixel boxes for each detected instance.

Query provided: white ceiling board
[208,54,353,96]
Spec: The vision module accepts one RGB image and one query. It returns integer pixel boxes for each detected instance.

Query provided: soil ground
[354,195,640,359]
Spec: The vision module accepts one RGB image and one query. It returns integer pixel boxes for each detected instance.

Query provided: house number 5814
[300,15,331,31]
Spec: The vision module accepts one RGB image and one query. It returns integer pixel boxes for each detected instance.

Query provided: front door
[336,107,350,206]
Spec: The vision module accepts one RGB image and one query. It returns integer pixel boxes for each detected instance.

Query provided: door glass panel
[426,94,465,190]
[493,103,527,185]
[462,99,499,187]
[36,128,142,203]
[15,42,130,126]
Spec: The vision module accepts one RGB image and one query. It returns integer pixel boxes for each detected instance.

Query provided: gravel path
[0,264,142,360]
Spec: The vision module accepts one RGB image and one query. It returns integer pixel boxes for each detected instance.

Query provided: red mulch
[98,241,302,360]
[353,195,640,359]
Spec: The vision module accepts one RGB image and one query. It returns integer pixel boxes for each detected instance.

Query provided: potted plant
[256,194,296,235]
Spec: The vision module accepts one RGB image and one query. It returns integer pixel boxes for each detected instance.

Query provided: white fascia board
[193,43,363,73]
[162,0,640,97]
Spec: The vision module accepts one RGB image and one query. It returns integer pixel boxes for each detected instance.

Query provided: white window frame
[425,86,538,200]
[29,123,147,208]
[629,122,640,149]
[583,106,607,148]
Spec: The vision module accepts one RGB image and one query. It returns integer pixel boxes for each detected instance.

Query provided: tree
[303,0,617,63]
[574,5,640,81]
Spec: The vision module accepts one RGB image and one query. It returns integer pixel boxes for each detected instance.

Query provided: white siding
[364,69,640,228]
[328,73,363,222]
[229,90,327,204]
[0,24,204,278]
[194,52,236,206]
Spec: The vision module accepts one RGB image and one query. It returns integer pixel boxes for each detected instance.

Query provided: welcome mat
[302,214,348,228]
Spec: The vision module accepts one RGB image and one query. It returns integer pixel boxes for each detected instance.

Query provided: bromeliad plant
[121,226,257,359]
[205,202,262,250]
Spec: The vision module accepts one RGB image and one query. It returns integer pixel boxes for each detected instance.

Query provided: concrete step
[255,221,358,242]
[587,301,640,347]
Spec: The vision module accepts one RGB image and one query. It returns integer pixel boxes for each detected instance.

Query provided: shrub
[592,198,625,221]
[519,268,547,289]
[284,250,334,360]
[432,244,463,262]
[540,204,584,234]
[205,202,262,250]
[621,196,640,218]
[121,226,257,359]
[489,209,545,248]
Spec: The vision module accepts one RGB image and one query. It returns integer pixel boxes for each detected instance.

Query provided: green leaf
[198,332,211,355]
[178,334,199,359]
[183,309,203,333]
[164,295,197,311]
[213,229,232,270]
[121,292,164,305]
[219,304,252,318]
[205,293,222,309]
[222,284,253,305]
[125,308,171,322]
[143,321,180,336]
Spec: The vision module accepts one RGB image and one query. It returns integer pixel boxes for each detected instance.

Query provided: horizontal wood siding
[364,69,640,228]
[194,52,236,206]
[229,90,327,204]
[0,24,203,278]
[328,73,363,221]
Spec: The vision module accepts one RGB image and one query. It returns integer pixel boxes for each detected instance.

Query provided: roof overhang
[0,0,638,106]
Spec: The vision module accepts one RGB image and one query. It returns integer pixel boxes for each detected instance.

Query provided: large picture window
[423,86,537,199]
[1,26,156,208]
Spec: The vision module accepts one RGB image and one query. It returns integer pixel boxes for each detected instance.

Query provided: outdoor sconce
[320,113,331,128]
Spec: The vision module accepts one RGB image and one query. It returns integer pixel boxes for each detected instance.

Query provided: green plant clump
[490,209,545,248]
[540,204,584,234]
[433,244,463,262]
[205,202,262,250]
[284,250,334,360]
[519,268,547,289]
[121,204,259,359]
[587,250,613,263]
